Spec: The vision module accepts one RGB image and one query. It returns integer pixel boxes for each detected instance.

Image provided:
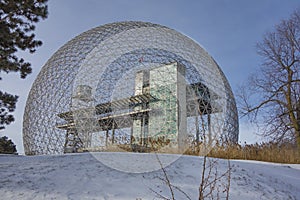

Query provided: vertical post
[195,115,199,143]
[105,129,108,147]
[140,116,144,145]
[142,115,148,146]
[64,129,70,149]
[112,120,115,144]
[145,117,149,147]
[208,114,211,145]
[64,130,70,152]
[130,126,133,144]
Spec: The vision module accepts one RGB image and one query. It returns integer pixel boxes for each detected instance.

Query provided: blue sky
[1,0,300,153]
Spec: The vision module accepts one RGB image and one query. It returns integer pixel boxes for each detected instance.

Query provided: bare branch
[237,9,300,149]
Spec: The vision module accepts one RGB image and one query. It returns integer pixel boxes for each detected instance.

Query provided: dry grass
[185,141,300,164]
[80,140,299,164]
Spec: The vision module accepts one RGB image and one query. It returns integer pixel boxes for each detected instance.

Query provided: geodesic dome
[23,21,238,155]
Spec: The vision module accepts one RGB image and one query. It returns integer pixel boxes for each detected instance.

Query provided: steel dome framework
[23,21,238,155]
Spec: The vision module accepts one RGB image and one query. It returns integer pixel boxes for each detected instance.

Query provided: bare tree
[238,9,300,150]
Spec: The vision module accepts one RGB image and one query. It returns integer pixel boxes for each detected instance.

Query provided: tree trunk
[296,99,300,153]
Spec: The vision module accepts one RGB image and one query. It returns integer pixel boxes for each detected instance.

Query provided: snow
[0,152,299,200]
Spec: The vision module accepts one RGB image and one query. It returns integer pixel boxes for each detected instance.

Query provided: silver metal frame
[23,21,238,155]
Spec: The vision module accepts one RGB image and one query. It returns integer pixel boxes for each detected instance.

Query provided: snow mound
[0,152,299,200]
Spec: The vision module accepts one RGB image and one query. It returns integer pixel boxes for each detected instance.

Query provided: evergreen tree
[0,136,17,154]
[0,0,48,129]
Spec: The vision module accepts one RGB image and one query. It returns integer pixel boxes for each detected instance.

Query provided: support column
[112,121,115,144]
[195,115,199,143]
[208,114,211,145]
[105,129,109,147]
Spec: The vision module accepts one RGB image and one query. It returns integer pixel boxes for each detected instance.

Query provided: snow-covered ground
[0,152,299,200]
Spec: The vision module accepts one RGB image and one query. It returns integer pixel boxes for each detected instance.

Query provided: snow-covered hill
[0,152,299,200]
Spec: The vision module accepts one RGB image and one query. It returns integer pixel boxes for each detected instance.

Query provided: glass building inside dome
[23,21,239,155]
